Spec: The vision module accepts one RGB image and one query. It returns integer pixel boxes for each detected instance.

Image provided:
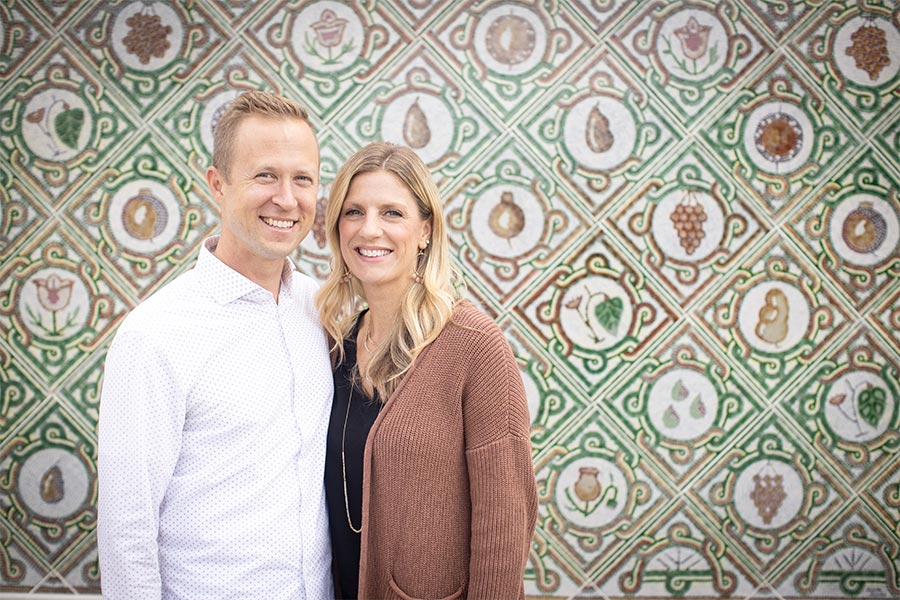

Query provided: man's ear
[206,166,225,206]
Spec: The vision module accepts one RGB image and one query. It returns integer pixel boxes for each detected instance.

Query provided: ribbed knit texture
[357,301,537,600]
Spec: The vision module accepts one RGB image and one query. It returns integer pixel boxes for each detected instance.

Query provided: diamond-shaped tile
[534,409,667,582]
[0,223,133,384]
[0,400,97,567]
[328,42,504,183]
[245,0,413,119]
[689,413,848,581]
[61,132,219,300]
[701,56,862,218]
[789,5,900,131]
[608,2,773,125]
[0,43,140,209]
[444,141,592,306]
[605,152,770,307]
[65,1,231,114]
[693,237,856,396]
[779,327,899,486]
[429,0,595,120]
[596,503,757,597]
[601,324,766,487]
[515,233,679,397]
[519,47,682,216]
[787,150,899,312]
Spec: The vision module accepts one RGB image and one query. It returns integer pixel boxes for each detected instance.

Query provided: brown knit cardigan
[356,301,538,600]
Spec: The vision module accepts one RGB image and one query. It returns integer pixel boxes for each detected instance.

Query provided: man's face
[206,115,319,277]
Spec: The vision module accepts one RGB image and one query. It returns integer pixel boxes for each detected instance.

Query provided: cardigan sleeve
[462,322,538,599]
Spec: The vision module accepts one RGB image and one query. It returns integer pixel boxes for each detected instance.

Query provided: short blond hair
[212,90,313,179]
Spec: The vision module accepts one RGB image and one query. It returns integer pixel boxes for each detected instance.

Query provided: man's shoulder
[116,268,204,336]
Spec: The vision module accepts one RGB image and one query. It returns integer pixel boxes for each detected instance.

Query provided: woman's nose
[360,213,381,237]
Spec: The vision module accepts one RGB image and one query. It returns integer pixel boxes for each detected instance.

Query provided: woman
[316,142,538,600]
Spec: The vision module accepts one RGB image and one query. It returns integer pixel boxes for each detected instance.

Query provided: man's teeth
[262,217,294,229]
[359,248,390,257]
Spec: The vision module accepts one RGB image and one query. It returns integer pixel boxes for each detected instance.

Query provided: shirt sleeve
[97,328,185,600]
[462,325,538,600]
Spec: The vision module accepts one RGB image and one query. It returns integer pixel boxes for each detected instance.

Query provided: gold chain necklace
[341,383,362,534]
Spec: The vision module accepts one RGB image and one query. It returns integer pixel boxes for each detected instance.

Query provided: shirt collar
[197,236,296,305]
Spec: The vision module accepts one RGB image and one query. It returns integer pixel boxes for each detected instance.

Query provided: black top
[324,318,381,600]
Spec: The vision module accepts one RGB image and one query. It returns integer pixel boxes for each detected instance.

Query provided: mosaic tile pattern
[2,1,899,597]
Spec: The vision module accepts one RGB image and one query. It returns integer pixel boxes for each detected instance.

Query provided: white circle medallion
[555,458,627,528]
[647,368,718,441]
[111,1,184,72]
[834,17,900,87]
[737,282,810,354]
[19,267,91,340]
[824,371,894,443]
[381,93,453,165]
[828,194,899,267]
[743,102,815,174]
[563,96,637,171]
[657,9,729,82]
[559,276,632,351]
[18,448,91,520]
[108,180,181,254]
[473,5,546,75]
[291,2,364,73]
[470,185,543,259]
[22,89,92,161]
[733,459,803,529]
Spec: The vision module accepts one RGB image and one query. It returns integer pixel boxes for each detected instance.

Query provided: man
[97,91,333,599]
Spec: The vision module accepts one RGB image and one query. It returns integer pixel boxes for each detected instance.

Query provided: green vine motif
[564,474,618,517]
[25,97,84,157]
[659,34,719,77]
[25,304,81,337]
[829,379,888,436]
[304,32,355,65]
[563,285,623,345]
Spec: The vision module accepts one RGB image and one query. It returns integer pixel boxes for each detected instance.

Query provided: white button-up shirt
[98,237,334,600]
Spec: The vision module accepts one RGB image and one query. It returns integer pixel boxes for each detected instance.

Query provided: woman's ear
[420,218,433,248]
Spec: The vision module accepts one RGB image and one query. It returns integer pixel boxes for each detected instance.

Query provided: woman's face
[338,170,431,302]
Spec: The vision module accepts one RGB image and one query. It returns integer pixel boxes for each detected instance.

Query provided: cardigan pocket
[387,575,464,600]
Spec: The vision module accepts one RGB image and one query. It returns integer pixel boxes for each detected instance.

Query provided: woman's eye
[385,209,403,217]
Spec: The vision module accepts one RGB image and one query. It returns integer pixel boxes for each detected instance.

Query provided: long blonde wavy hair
[315,142,464,400]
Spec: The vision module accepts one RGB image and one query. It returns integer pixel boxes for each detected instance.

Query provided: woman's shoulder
[448,300,501,335]
[441,301,512,354]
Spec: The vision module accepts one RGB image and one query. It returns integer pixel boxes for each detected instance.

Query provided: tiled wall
[1,0,899,597]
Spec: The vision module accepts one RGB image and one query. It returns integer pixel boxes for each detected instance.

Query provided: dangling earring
[341,267,352,283]
[412,242,428,284]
